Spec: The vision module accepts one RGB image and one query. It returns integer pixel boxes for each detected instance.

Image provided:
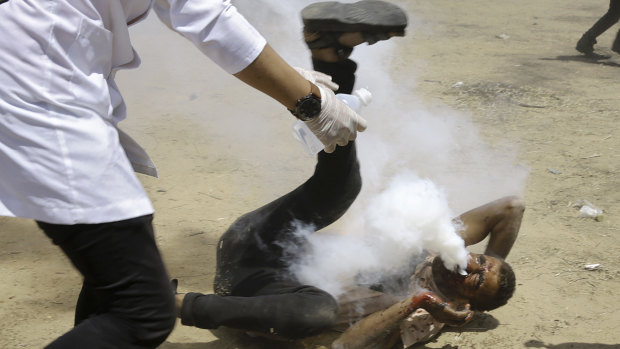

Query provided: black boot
[576,34,597,55]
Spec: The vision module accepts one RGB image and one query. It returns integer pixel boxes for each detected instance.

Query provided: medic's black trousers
[38,215,176,348]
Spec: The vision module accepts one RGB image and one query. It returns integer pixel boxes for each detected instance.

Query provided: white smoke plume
[287,172,469,297]
[233,0,528,298]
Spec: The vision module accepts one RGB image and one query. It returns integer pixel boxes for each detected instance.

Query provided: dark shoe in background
[576,34,597,55]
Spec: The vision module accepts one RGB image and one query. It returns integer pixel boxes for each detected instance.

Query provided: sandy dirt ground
[1,1,619,348]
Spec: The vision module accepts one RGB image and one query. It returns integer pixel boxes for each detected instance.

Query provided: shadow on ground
[441,312,500,334]
[525,340,620,349]
[161,313,501,349]
[540,54,620,67]
[162,327,340,349]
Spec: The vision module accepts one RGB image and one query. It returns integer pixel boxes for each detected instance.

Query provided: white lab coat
[0,0,266,224]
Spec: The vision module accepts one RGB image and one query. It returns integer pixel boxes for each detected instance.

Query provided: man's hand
[293,67,339,91]
[305,85,367,153]
[294,67,367,153]
[234,46,367,152]
[411,292,474,326]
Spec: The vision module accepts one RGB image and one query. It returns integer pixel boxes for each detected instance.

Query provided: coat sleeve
[152,0,266,74]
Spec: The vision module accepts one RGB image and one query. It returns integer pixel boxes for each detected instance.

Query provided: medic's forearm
[233,44,318,112]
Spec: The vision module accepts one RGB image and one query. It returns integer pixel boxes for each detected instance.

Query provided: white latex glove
[294,67,339,91]
[305,85,368,153]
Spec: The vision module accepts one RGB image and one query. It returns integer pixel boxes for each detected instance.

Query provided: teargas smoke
[253,0,529,298]
[286,172,468,298]
[233,1,529,297]
[364,173,469,272]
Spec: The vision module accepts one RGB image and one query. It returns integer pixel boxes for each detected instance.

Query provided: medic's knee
[131,289,177,347]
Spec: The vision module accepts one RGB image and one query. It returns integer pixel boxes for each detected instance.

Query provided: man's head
[431,253,516,311]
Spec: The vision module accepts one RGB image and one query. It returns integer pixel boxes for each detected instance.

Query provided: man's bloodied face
[431,253,503,306]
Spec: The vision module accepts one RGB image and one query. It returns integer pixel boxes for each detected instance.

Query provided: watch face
[296,94,322,121]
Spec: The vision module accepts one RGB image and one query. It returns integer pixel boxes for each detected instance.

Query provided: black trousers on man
[37,215,176,348]
[179,59,362,339]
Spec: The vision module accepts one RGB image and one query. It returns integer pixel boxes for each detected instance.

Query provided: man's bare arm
[455,196,525,259]
[332,291,473,349]
[233,44,317,111]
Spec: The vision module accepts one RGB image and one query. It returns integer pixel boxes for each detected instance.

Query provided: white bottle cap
[353,88,372,106]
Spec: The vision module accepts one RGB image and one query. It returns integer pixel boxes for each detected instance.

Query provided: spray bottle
[292,88,372,155]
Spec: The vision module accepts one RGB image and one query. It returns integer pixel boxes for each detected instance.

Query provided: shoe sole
[576,46,594,55]
[302,0,408,33]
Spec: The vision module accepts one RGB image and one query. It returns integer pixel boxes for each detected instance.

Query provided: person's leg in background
[576,0,620,54]
[38,215,176,349]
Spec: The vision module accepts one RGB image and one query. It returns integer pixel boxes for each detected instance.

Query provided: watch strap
[289,82,322,120]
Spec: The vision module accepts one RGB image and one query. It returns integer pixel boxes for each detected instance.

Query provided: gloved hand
[293,67,367,153]
[294,67,339,91]
[306,85,367,153]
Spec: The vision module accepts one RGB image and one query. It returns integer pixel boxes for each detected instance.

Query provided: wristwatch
[289,83,322,121]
